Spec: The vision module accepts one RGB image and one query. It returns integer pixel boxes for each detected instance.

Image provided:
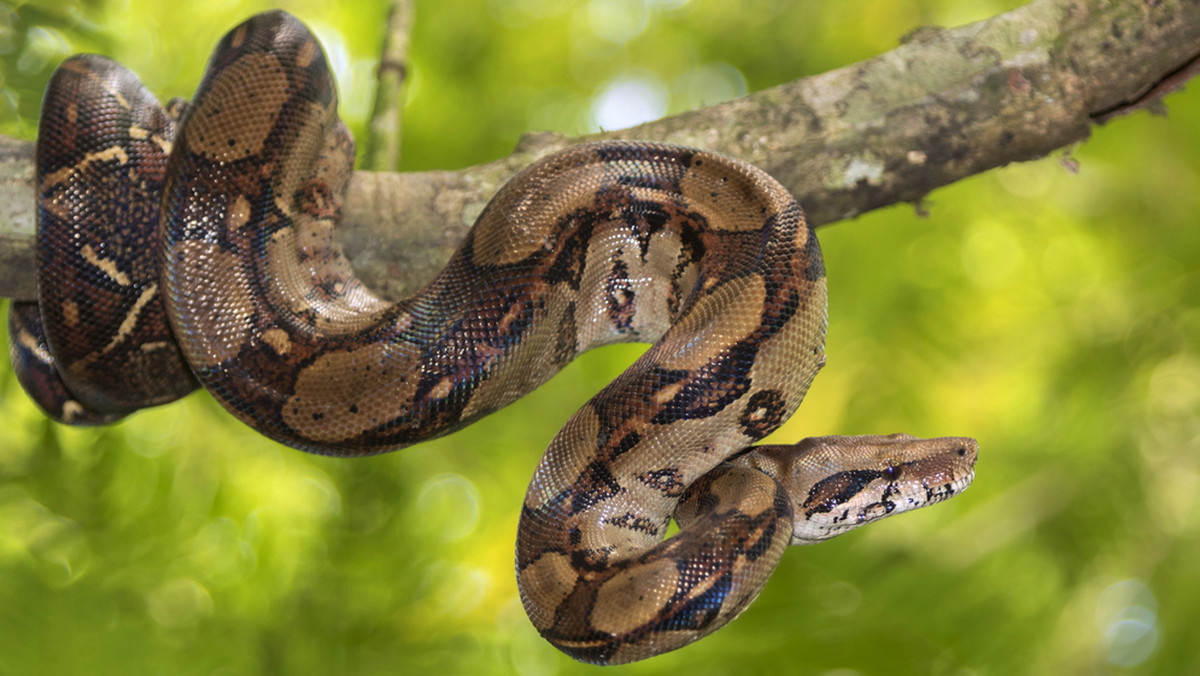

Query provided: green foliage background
[2,0,1198,674]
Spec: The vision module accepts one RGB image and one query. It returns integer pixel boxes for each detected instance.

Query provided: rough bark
[2,0,1198,302]
[0,136,36,300]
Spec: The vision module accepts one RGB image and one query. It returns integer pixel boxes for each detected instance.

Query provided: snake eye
[883,464,898,481]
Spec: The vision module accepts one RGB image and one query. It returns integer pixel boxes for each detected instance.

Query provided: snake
[5,11,978,664]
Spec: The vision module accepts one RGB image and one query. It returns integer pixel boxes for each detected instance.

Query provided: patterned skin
[6,11,977,664]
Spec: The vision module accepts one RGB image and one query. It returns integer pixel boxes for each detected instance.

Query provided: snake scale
[5,11,978,664]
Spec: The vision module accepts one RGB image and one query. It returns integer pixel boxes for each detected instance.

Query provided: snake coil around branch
[6,11,976,664]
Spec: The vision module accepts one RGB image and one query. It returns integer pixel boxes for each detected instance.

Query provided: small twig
[363,0,415,172]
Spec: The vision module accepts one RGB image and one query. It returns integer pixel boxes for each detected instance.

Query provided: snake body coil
[7,12,977,664]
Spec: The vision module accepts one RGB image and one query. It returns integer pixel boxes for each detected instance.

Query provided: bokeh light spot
[416,473,482,542]
[586,0,648,44]
[1096,579,1160,668]
[147,578,214,628]
[674,62,747,109]
[961,220,1024,288]
[590,73,667,131]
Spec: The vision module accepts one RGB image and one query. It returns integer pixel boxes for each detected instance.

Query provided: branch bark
[2,0,1198,302]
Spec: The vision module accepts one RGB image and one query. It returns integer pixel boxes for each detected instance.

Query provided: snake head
[735,433,978,544]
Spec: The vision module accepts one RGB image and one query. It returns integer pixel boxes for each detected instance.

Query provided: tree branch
[2,0,1198,302]
[362,0,415,172]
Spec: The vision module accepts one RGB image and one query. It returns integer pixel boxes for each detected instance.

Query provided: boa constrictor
[5,11,978,664]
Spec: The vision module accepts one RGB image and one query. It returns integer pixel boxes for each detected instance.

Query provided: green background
[2,0,1198,674]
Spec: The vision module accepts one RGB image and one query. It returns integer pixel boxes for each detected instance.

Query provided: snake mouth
[927,467,977,506]
[960,468,977,492]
